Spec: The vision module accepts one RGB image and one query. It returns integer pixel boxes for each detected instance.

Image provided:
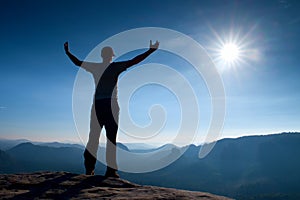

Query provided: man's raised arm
[124,40,159,68]
[64,42,83,66]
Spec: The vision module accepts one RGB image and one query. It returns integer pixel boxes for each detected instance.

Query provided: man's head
[101,46,115,63]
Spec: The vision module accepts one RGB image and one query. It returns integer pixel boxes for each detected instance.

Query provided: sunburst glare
[206,25,259,72]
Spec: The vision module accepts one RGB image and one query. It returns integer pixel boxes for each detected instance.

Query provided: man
[64,40,159,177]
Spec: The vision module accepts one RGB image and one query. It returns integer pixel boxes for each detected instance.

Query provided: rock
[0,171,232,199]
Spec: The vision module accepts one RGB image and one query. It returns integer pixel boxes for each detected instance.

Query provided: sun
[206,25,258,70]
[221,43,240,63]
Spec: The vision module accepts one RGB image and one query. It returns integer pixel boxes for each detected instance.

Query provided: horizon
[1,131,298,148]
[1,1,300,146]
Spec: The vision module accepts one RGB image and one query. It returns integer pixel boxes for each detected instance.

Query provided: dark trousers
[84,98,119,172]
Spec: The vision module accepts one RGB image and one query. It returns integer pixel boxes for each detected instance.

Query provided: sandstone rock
[0,172,232,199]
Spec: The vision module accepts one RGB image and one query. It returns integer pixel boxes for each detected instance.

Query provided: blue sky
[0,0,299,144]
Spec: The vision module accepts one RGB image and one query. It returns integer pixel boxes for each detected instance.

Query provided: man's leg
[105,123,118,177]
[84,101,102,175]
[105,99,119,177]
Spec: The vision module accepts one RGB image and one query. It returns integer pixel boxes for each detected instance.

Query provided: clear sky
[0,0,299,145]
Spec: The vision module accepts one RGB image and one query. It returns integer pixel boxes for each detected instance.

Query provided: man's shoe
[84,150,96,176]
[104,170,120,178]
[85,169,95,175]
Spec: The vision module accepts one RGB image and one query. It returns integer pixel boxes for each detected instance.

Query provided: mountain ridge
[1,132,300,199]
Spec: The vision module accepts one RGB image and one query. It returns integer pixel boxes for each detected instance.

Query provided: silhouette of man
[64,40,159,177]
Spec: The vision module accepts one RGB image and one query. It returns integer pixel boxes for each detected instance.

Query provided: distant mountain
[122,142,179,154]
[0,149,14,173]
[123,143,157,150]
[6,142,85,173]
[34,141,84,149]
[121,132,300,200]
[1,141,130,175]
[1,132,300,200]
[0,139,30,150]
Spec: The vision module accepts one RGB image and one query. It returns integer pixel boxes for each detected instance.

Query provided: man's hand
[64,42,69,53]
[150,40,159,50]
